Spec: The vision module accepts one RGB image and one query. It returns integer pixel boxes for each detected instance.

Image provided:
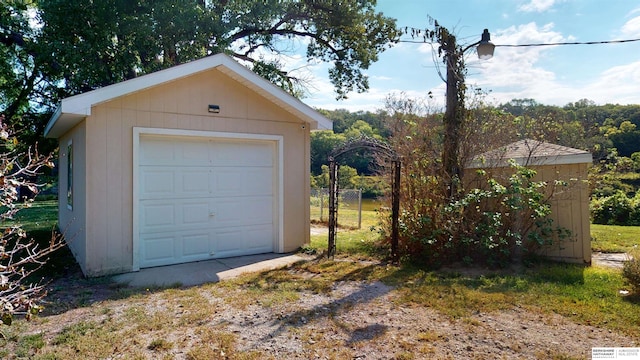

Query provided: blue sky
[295,0,640,112]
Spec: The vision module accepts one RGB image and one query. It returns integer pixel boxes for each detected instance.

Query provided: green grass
[309,206,385,259]
[10,200,58,233]
[385,262,640,337]
[3,199,76,280]
[591,224,640,253]
[311,198,381,229]
[224,258,640,339]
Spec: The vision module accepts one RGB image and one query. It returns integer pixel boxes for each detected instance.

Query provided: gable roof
[44,53,332,138]
[467,139,592,168]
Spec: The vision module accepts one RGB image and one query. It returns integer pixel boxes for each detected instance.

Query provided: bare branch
[1,120,64,325]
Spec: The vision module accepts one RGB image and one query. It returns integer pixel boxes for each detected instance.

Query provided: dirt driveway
[5,255,636,359]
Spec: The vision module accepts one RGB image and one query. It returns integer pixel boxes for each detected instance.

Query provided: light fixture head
[477,29,495,60]
[208,104,220,113]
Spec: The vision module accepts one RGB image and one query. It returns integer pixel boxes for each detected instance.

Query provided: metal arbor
[327,137,401,263]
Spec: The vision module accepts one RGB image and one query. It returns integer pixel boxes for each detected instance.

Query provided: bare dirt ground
[8,253,637,360]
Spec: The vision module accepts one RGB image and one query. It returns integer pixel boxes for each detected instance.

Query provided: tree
[312,164,357,190]
[604,120,640,157]
[310,130,345,175]
[0,1,58,152]
[1,1,38,123]
[0,118,64,326]
[36,0,399,101]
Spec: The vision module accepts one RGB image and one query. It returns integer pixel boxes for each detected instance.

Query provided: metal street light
[477,29,495,60]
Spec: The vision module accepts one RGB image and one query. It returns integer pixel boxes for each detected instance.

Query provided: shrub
[386,161,567,268]
[591,190,640,226]
[622,248,640,294]
[379,96,568,268]
[442,164,568,267]
[591,191,634,225]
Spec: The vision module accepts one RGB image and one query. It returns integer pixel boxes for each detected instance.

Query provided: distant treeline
[312,98,640,176]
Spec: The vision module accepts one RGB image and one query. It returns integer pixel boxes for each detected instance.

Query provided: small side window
[67,141,73,210]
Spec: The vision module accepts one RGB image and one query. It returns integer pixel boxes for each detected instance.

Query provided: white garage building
[44,54,331,276]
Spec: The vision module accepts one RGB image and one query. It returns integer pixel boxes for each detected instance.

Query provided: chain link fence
[311,188,363,229]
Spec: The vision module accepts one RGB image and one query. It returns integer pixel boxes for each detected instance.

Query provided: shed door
[138,135,275,268]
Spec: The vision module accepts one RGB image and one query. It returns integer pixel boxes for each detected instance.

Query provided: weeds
[622,248,640,294]
[148,338,173,351]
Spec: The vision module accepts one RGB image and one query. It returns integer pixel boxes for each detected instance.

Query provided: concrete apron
[112,253,308,288]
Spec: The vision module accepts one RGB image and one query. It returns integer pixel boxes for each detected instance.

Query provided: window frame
[67,140,73,210]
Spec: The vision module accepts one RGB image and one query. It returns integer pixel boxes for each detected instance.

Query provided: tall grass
[591,224,640,253]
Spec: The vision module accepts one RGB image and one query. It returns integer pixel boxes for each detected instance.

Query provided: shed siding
[58,122,88,274]
[81,68,309,275]
[537,162,591,263]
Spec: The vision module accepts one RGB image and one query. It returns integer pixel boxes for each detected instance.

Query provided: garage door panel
[141,137,211,167]
[141,199,212,233]
[214,226,272,257]
[140,138,176,164]
[212,167,273,197]
[211,197,272,226]
[141,231,214,267]
[180,139,210,164]
[182,202,211,224]
[182,169,211,194]
[215,228,244,254]
[245,168,273,195]
[141,203,175,227]
[141,167,213,200]
[141,234,176,263]
[243,196,274,224]
[213,169,244,195]
[212,198,245,226]
[141,170,175,197]
[211,141,273,167]
[182,233,211,257]
[245,225,275,252]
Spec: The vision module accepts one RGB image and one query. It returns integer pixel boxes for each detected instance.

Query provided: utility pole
[441,28,464,198]
[439,27,494,198]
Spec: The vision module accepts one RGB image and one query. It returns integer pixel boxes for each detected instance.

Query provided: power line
[398,25,640,47]
[496,38,640,47]
[397,37,640,47]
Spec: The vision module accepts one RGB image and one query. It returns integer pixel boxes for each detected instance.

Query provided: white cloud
[372,75,393,81]
[518,0,558,13]
[305,79,391,112]
[304,61,437,112]
[467,30,640,106]
[582,61,640,104]
[417,42,436,54]
[461,22,581,105]
[470,22,565,89]
[621,15,640,37]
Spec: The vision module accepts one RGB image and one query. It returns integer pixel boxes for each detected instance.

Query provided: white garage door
[138,135,276,268]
